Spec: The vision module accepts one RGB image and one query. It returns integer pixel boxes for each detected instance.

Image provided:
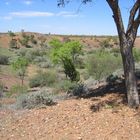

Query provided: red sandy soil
[0,73,20,89]
[0,93,140,140]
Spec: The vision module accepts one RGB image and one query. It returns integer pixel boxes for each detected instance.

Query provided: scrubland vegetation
[1,32,140,109]
[1,32,140,140]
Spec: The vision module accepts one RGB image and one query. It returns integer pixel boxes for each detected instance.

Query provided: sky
[0,0,139,35]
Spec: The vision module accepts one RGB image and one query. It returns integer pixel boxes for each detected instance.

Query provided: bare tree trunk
[106,0,140,108]
[120,40,139,108]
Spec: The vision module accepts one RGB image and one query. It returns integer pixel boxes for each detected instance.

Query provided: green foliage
[55,80,77,92]
[50,39,82,64]
[7,84,28,97]
[63,58,80,81]
[86,50,122,80]
[111,48,120,57]
[133,48,140,62]
[50,39,82,81]
[8,31,16,37]
[19,33,30,47]
[12,57,28,85]
[29,71,57,88]
[16,48,50,66]
[99,39,112,48]
[0,82,4,97]
[0,55,9,65]
[16,90,56,109]
[0,47,14,57]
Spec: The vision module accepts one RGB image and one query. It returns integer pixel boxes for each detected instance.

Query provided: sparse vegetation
[0,55,9,65]
[16,90,56,109]
[7,84,28,97]
[12,57,28,85]
[0,81,4,97]
[9,39,17,49]
[133,48,140,62]
[86,49,122,80]
[29,70,57,88]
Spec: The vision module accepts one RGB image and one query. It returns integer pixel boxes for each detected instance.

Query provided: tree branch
[106,0,125,42]
[127,8,140,45]
[126,0,140,37]
[57,0,92,6]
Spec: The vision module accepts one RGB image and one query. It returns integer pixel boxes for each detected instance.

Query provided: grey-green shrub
[29,71,57,88]
[15,91,56,109]
[7,84,28,97]
[0,55,9,65]
[38,61,52,68]
[86,50,122,80]
[16,48,48,63]
[55,80,77,92]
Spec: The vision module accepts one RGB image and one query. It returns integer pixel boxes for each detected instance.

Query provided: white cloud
[57,11,79,17]
[3,16,12,20]
[10,11,54,18]
[2,11,80,19]
[23,0,32,5]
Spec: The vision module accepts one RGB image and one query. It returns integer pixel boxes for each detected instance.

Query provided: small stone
[77,136,82,140]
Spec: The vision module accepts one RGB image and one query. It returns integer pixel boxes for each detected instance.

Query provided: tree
[50,39,82,81]
[8,31,16,38]
[12,57,28,86]
[58,0,140,108]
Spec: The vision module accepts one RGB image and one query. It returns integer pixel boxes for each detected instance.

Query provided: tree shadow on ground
[72,78,126,99]
[71,74,140,112]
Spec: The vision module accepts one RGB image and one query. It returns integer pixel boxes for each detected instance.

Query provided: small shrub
[68,84,89,97]
[31,39,37,45]
[16,48,28,57]
[38,61,52,68]
[86,50,122,80]
[33,56,48,63]
[99,39,112,48]
[0,55,9,65]
[0,82,4,98]
[29,71,57,88]
[7,84,28,97]
[16,91,56,109]
[24,51,34,62]
[133,48,140,62]
[9,39,17,49]
[55,80,77,92]
[8,31,16,37]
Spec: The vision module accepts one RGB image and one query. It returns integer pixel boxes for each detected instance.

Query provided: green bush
[7,84,28,97]
[0,55,9,65]
[99,39,112,48]
[15,91,56,109]
[0,82,4,97]
[86,50,122,80]
[29,71,57,88]
[133,48,140,62]
[55,80,77,92]
[111,48,120,54]
[16,48,49,63]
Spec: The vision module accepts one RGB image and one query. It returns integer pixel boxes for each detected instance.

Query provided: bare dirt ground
[0,93,140,140]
